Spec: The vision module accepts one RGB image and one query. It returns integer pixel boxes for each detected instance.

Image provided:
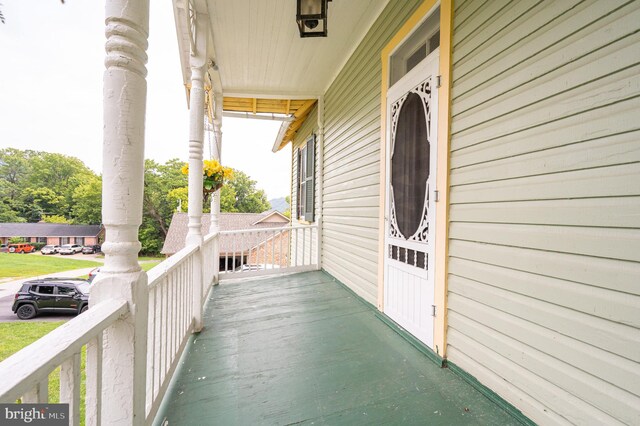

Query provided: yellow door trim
[378,0,453,357]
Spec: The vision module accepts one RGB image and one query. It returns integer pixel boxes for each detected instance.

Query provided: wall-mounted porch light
[296,0,331,38]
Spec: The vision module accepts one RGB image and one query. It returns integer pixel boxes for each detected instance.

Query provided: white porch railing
[0,300,128,425]
[0,225,321,424]
[0,232,219,426]
[219,224,319,280]
[202,231,218,291]
[144,230,217,421]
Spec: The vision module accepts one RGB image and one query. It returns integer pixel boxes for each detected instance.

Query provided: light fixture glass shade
[300,0,321,15]
[296,0,329,38]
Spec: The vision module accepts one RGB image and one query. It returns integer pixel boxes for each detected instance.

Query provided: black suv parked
[12,278,91,320]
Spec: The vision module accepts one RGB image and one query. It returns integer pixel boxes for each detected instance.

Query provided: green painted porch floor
[155,271,520,425]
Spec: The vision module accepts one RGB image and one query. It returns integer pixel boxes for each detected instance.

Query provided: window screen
[391,92,430,238]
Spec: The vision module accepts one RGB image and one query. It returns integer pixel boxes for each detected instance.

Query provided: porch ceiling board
[206,0,389,96]
[222,97,311,115]
[222,96,317,152]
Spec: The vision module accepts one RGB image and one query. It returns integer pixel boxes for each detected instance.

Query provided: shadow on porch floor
[154,271,521,425]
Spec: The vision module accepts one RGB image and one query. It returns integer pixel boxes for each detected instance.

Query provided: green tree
[0,148,31,203]
[0,148,100,223]
[164,168,270,217]
[220,184,238,212]
[283,195,291,218]
[71,175,102,224]
[140,159,188,253]
[42,214,69,224]
[22,187,66,218]
[27,152,94,217]
[226,170,270,213]
[167,187,189,213]
[0,203,24,222]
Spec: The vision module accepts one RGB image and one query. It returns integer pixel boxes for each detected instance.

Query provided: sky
[0,0,292,200]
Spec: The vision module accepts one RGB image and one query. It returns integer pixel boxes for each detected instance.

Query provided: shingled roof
[161,212,290,255]
[0,223,102,237]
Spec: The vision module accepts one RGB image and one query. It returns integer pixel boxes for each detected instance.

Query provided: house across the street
[0,222,102,246]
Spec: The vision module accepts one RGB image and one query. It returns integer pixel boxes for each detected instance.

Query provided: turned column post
[209,93,222,284]
[93,0,150,424]
[186,64,205,332]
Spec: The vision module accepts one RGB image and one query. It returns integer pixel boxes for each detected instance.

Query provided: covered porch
[155,271,519,425]
[3,0,636,423]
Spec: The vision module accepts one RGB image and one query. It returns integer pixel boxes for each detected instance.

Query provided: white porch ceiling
[206,0,389,97]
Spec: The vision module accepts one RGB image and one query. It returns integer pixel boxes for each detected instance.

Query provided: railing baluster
[188,257,193,326]
[182,263,187,332]
[271,230,276,270]
[279,229,284,268]
[162,277,168,379]
[302,227,306,266]
[146,287,154,412]
[22,378,48,403]
[60,352,81,426]
[232,233,237,273]
[154,285,161,399]
[293,228,297,268]
[86,334,102,426]
[175,265,181,355]
[176,266,181,337]
[169,269,175,361]
[241,231,245,268]
[308,227,312,267]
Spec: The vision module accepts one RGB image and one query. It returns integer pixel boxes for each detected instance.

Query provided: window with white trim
[296,135,315,222]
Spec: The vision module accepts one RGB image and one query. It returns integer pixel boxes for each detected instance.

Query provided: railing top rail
[0,299,128,403]
[203,231,219,245]
[219,224,316,235]
[147,244,199,285]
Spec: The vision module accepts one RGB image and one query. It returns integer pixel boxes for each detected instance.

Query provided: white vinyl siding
[447,1,640,425]
[321,0,423,305]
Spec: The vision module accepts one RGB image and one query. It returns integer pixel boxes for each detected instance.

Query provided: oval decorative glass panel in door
[390,82,431,242]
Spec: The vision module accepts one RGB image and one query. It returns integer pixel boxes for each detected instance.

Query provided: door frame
[384,37,439,349]
[378,0,453,357]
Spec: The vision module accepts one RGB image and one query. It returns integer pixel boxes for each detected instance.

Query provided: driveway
[0,266,100,323]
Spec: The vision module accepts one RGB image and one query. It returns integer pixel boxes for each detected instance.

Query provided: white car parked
[59,244,83,255]
[40,245,61,255]
[236,264,281,272]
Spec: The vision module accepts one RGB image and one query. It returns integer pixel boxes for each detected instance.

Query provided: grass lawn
[141,261,162,272]
[0,254,101,280]
[139,255,165,262]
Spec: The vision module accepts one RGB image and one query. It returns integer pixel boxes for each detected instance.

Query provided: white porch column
[93,0,149,424]
[186,13,208,332]
[209,94,222,234]
[186,65,205,248]
[210,93,222,283]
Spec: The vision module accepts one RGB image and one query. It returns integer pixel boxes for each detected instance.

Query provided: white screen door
[384,47,439,347]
